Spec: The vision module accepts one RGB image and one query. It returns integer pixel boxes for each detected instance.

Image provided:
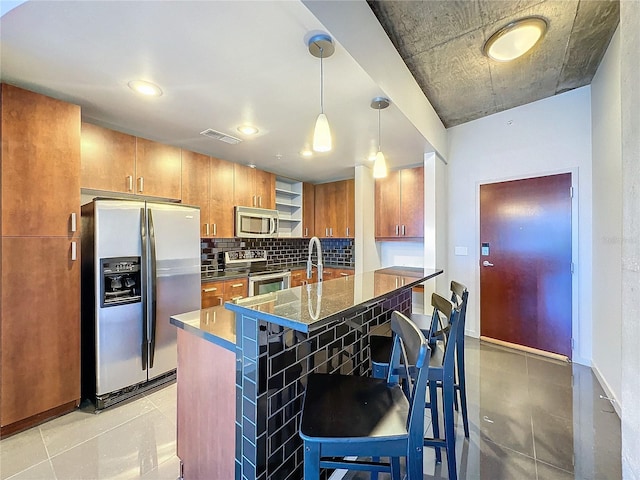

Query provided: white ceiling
[0,1,436,184]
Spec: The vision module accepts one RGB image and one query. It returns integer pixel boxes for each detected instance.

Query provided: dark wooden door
[480,173,572,357]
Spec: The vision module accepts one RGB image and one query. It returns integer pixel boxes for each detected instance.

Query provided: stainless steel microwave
[235,206,279,238]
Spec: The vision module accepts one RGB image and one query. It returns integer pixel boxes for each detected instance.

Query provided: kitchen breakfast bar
[170,266,443,480]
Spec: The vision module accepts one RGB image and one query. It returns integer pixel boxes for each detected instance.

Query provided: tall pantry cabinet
[1,84,81,436]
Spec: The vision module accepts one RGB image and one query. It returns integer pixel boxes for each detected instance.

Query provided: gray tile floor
[1,339,621,480]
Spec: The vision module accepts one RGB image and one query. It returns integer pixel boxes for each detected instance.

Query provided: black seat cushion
[370,335,393,365]
[300,373,409,440]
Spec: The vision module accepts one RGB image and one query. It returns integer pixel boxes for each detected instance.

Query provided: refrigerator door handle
[140,208,148,371]
[148,208,158,369]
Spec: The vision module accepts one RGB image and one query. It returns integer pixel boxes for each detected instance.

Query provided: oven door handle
[269,217,278,235]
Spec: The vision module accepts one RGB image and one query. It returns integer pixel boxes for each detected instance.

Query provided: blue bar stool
[299,311,431,480]
[370,290,465,480]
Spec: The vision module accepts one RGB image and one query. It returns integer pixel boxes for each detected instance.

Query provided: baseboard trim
[591,361,621,418]
[0,399,79,438]
[480,336,570,363]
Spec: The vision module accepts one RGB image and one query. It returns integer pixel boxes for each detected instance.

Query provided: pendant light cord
[319,46,325,114]
[378,106,382,152]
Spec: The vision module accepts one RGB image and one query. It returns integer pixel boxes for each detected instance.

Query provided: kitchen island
[170,266,443,480]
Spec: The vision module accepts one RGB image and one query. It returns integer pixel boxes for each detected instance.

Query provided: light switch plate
[455,246,468,256]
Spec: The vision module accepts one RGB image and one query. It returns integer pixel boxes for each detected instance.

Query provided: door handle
[483,261,494,267]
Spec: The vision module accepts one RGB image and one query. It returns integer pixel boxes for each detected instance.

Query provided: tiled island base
[236,289,411,480]
[171,267,443,480]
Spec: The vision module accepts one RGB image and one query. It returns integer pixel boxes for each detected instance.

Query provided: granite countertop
[201,263,354,283]
[171,306,236,350]
[225,266,442,333]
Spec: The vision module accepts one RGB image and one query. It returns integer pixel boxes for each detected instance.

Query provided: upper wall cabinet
[233,164,275,209]
[182,152,235,238]
[81,123,181,201]
[81,123,136,194]
[302,182,315,238]
[2,84,80,237]
[135,138,181,200]
[375,166,424,239]
[314,179,355,239]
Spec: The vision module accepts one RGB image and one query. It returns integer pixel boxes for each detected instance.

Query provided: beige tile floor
[1,339,622,480]
[0,384,180,480]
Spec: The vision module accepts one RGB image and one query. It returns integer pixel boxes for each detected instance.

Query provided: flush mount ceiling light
[237,125,259,135]
[128,80,163,97]
[371,97,390,179]
[483,17,547,62]
[308,33,335,153]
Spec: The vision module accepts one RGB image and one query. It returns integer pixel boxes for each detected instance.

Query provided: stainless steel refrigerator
[81,198,200,409]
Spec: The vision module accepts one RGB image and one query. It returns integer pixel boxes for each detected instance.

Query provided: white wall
[590,26,622,413]
[620,1,640,477]
[446,87,593,364]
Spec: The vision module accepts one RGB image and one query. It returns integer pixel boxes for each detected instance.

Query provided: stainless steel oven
[248,271,291,296]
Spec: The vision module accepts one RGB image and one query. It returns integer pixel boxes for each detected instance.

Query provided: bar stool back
[299,311,430,480]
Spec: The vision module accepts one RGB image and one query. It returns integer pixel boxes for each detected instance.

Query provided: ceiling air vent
[199,128,242,145]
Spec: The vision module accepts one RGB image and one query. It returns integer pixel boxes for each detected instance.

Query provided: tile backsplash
[201,238,354,274]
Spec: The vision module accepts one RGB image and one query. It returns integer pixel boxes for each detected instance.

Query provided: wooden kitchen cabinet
[375,166,424,239]
[314,179,355,238]
[81,122,136,193]
[201,281,226,308]
[135,138,182,200]
[182,152,236,238]
[302,182,315,238]
[322,267,354,281]
[224,278,248,301]
[1,83,81,436]
[2,84,81,237]
[234,164,275,209]
[209,157,236,238]
[81,123,182,200]
[201,278,249,307]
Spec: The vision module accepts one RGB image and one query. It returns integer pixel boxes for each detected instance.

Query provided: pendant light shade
[308,34,335,153]
[313,113,331,152]
[373,151,387,179]
[371,97,390,179]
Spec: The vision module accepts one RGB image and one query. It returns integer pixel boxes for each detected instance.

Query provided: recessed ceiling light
[128,80,163,97]
[300,149,313,158]
[237,125,259,135]
[483,17,547,62]
[247,164,256,169]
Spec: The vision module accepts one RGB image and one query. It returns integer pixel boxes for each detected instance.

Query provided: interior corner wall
[354,164,380,274]
[620,1,640,478]
[446,87,593,364]
[590,25,622,412]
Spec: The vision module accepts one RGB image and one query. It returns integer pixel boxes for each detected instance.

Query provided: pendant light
[371,97,390,178]
[308,34,335,152]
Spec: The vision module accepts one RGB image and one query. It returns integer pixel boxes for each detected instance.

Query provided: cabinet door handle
[402,225,406,236]
[330,227,333,237]
[203,287,217,293]
[253,195,257,206]
[231,295,243,301]
[213,223,217,236]
[325,228,328,237]
[230,283,244,288]
[346,227,349,237]
[395,225,400,236]
[258,196,262,207]
[340,273,349,277]
[218,298,224,306]
[305,227,308,237]
[205,223,210,236]
[138,177,144,192]
[71,241,77,261]
[127,175,133,192]
[70,212,77,233]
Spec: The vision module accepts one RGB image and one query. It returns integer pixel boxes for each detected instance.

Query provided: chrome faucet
[307,236,323,282]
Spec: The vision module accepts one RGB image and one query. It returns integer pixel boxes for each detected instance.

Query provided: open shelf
[275,176,303,237]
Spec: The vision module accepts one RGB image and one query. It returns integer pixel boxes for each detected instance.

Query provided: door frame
[474,167,581,361]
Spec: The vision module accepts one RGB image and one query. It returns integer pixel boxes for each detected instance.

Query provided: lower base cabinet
[201,278,249,308]
[1,237,80,435]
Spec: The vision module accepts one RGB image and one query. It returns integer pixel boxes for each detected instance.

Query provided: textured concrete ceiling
[368,0,620,127]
